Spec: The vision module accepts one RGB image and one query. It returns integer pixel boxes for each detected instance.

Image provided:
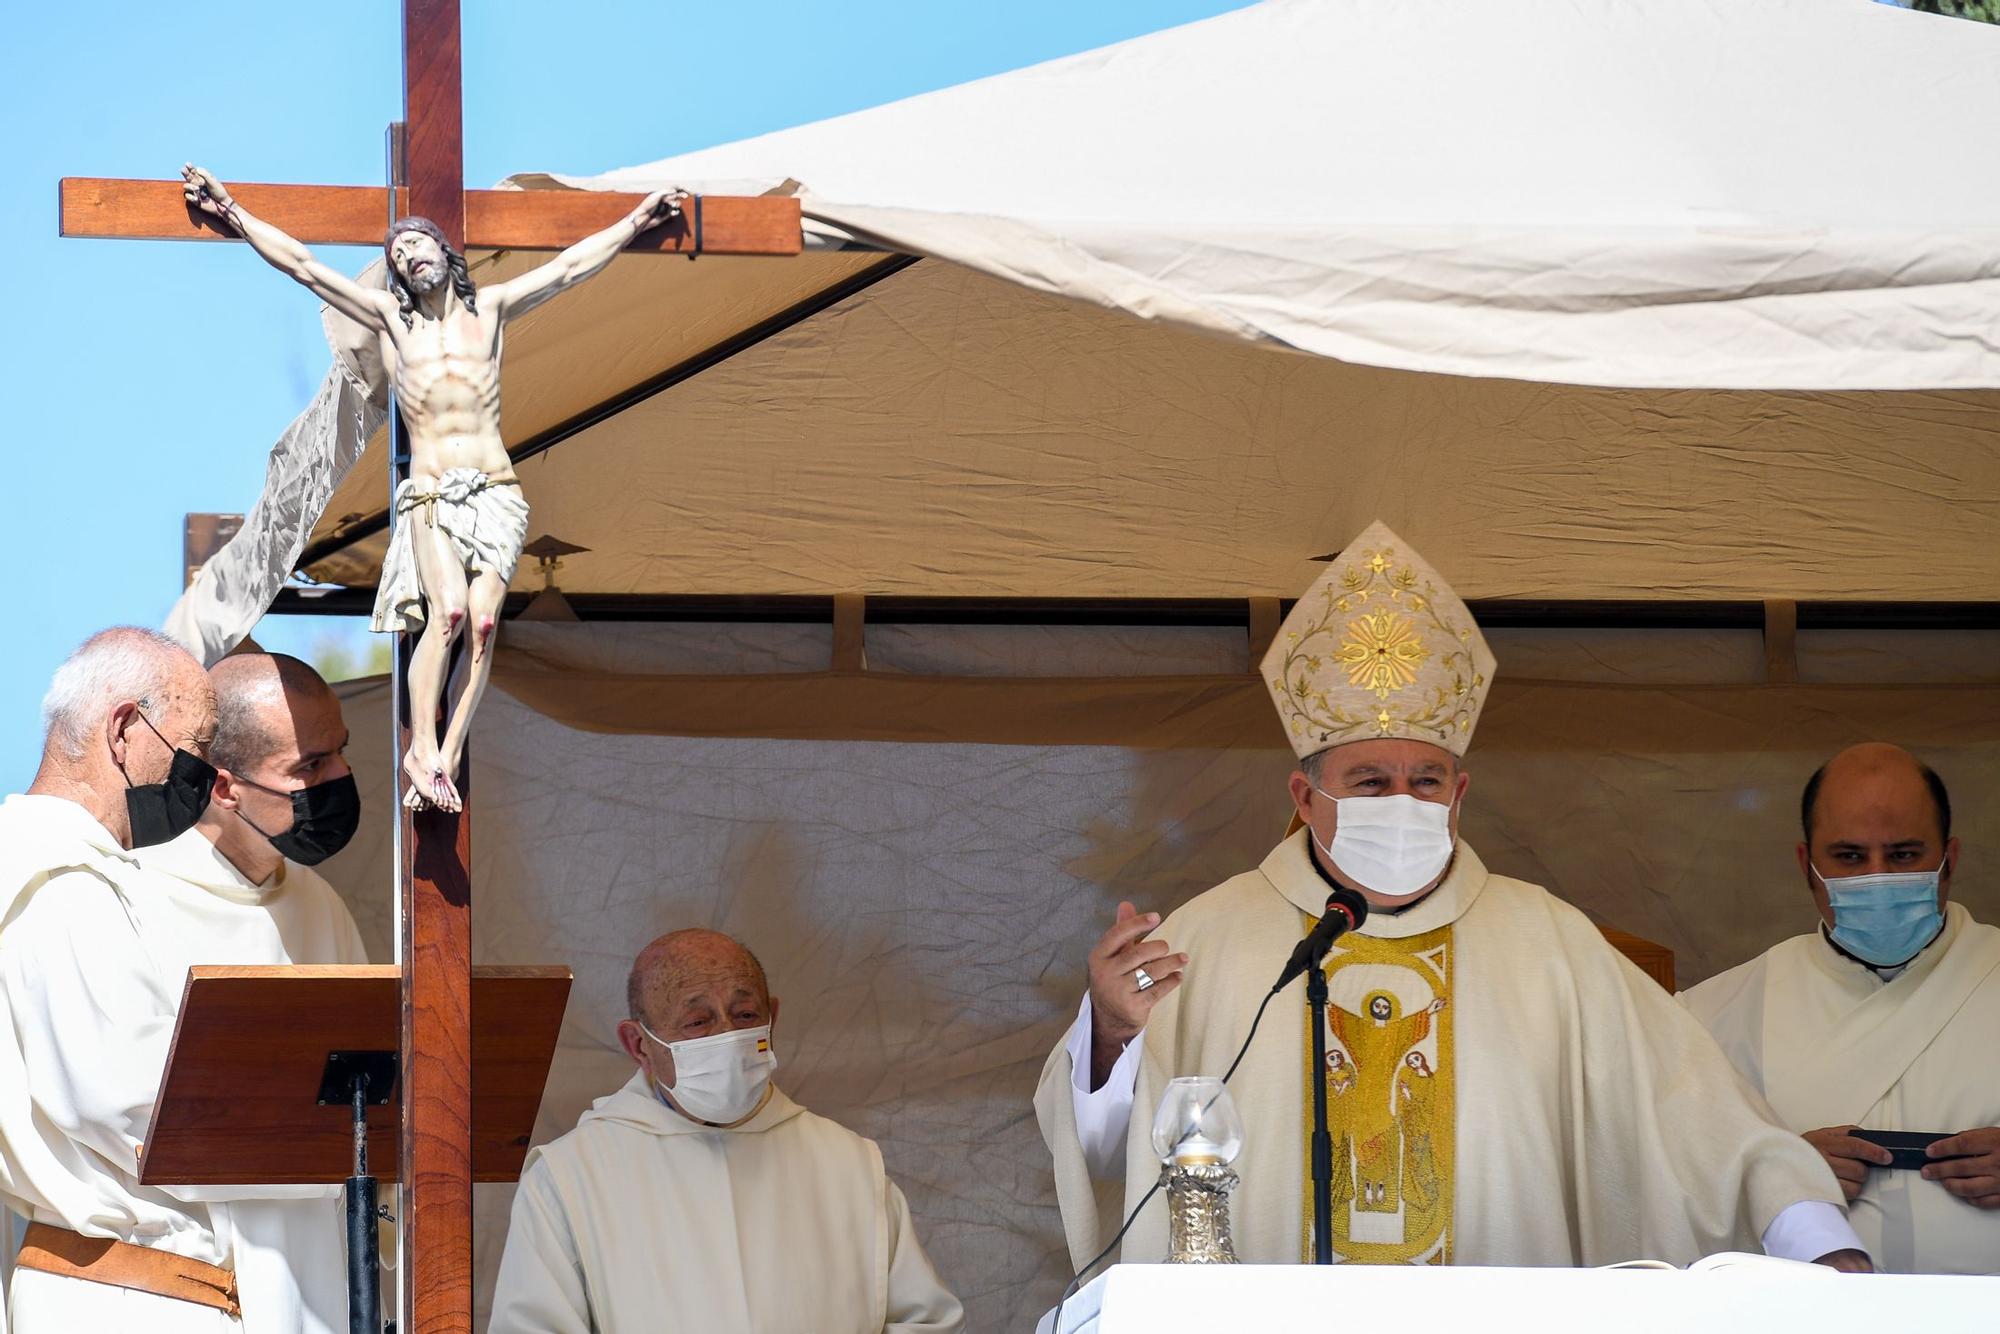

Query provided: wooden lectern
[140,964,571,1332]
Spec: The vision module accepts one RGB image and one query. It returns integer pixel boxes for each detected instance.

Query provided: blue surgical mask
[1812,864,1946,968]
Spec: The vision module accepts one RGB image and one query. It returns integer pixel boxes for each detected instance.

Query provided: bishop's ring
[1134,967,1156,992]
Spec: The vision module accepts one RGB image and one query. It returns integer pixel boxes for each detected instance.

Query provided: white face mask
[1310,791,1456,896]
[638,1022,777,1125]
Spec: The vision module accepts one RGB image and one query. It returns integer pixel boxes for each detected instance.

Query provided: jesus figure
[182,164,684,811]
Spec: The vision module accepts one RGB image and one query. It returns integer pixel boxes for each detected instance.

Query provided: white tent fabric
[562,0,2000,390]
[166,360,384,664]
[170,0,2000,661]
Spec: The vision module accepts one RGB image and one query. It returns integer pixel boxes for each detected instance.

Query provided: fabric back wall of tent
[317,621,1997,1330]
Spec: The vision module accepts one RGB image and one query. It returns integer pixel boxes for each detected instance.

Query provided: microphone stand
[1305,945,1335,1265]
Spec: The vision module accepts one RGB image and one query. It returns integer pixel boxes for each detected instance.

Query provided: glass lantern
[1151,1076,1245,1166]
[1151,1077,1244,1263]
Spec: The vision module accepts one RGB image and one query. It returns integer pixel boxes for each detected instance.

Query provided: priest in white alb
[0,628,217,1332]
[1,650,369,1332]
[1034,522,1870,1272]
[490,928,964,1334]
[1682,743,2000,1274]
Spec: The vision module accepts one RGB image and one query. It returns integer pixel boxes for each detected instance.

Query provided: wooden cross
[59,4,803,1331]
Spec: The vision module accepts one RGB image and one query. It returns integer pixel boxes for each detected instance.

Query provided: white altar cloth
[1037,1262,1995,1334]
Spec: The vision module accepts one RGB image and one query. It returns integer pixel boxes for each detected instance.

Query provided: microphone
[1272,886,1369,993]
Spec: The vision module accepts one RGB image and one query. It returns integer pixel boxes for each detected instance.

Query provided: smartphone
[1851,1128,1952,1171]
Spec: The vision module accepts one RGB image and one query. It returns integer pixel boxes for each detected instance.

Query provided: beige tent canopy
[170,0,2000,658]
[166,1,1998,1326]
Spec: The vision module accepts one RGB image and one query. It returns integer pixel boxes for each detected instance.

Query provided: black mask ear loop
[227,772,362,866]
[228,787,282,841]
[120,706,165,788]
[122,708,218,849]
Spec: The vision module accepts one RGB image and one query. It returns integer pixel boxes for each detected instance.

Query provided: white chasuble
[1036,831,1844,1271]
[1682,903,2000,1274]
[0,816,366,1334]
[490,1074,964,1334]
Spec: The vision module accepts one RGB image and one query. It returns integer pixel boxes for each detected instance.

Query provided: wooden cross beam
[59,179,804,256]
[59,4,805,1332]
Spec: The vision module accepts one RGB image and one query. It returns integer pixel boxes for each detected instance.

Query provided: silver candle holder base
[1163,1161,1240,1264]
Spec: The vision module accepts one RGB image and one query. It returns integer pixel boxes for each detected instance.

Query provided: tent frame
[265,589,2000,632]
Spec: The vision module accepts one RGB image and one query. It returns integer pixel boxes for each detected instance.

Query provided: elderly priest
[1035,522,1869,1271]
[1682,743,2000,1274]
[0,627,217,1323]
[0,650,368,1333]
[490,928,964,1334]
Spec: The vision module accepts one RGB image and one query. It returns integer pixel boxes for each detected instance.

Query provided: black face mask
[233,773,361,866]
[123,712,217,849]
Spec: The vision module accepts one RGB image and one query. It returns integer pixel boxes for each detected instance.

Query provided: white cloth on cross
[370,466,531,634]
[1681,901,2000,1274]
[489,1071,964,1334]
[0,803,367,1333]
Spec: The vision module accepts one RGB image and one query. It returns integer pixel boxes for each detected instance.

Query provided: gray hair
[39,627,196,760]
[626,929,770,1027]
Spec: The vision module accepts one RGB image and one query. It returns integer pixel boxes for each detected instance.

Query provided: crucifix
[178,162,684,813]
[58,3,803,1330]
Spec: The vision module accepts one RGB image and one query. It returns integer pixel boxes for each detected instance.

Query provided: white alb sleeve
[1760,1200,1867,1265]
[1064,993,1145,1180]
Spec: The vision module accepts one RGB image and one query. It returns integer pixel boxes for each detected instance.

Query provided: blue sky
[0,1,1249,794]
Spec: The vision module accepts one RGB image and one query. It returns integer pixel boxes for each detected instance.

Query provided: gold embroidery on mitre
[1336,612,1429,698]
[1260,522,1496,758]
[1299,921,1454,1266]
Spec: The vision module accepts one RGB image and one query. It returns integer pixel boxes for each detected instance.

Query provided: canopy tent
[169,0,2000,657]
[152,0,2000,1326]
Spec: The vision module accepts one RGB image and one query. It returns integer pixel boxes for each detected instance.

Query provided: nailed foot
[400,749,462,813]
[430,764,463,813]
[401,749,435,810]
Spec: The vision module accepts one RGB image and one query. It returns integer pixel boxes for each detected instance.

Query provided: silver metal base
[1164,1162,1240,1264]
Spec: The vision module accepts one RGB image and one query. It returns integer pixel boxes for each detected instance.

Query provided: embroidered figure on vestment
[1301,922,1454,1265]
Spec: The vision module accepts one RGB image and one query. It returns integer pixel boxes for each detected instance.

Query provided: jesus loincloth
[369,467,531,634]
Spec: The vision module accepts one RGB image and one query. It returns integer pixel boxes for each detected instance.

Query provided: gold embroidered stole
[1300,919,1455,1264]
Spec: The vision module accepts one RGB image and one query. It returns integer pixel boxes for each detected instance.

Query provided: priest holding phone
[1683,744,2000,1274]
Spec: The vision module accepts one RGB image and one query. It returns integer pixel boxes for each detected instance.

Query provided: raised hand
[1084,902,1187,1089]
[180,164,236,226]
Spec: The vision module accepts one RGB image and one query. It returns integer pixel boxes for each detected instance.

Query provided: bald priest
[491,929,963,1334]
[1682,744,2000,1274]
[1034,522,1869,1271]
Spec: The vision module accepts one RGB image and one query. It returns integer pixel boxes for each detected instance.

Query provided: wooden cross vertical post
[394,5,473,1331]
